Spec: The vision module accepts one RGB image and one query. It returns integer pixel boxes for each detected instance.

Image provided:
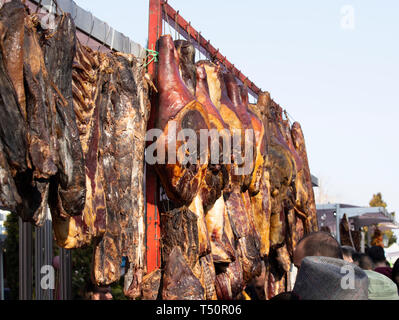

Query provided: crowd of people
[267,231,399,300]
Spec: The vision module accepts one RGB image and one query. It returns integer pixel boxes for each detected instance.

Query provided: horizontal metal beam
[317,204,339,211]
[28,0,146,58]
[343,207,389,219]
[161,0,261,99]
[317,204,391,219]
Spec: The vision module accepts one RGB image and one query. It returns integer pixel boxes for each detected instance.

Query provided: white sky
[74,0,399,235]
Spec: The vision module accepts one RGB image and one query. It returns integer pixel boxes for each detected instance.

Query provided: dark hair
[341,246,356,258]
[297,232,344,260]
[392,258,399,285]
[357,253,374,270]
[367,246,386,264]
[352,252,362,263]
[270,292,300,301]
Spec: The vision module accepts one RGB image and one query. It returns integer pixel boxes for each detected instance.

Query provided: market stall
[317,203,395,252]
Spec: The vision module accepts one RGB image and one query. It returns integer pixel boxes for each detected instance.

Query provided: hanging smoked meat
[195,62,230,211]
[0,139,22,212]
[20,10,61,226]
[162,246,205,300]
[141,269,162,300]
[0,1,27,213]
[202,62,260,297]
[262,100,295,298]
[291,122,319,233]
[223,76,261,283]
[93,52,150,290]
[266,100,295,250]
[196,65,236,263]
[39,13,86,220]
[0,0,26,119]
[52,41,106,249]
[155,34,210,207]
[223,74,255,191]
[114,53,151,298]
[246,91,272,259]
[157,37,215,300]
[171,40,214,261]
[278,115,308,258]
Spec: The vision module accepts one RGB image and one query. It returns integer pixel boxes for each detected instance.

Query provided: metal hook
[187,21,191,41]
[162,2,173,37]
[197,31,202,60]
[35,0,43,14]
[174,10,179,39]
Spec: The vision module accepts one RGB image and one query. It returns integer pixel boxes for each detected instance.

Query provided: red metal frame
[145,0,264,273]
[146,0,162,273]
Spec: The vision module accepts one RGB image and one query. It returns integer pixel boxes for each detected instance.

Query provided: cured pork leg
[223,74,255,191]
[247,92,272,258]
[195,62,235,266]
[291,122,318,233]
[155,35,210,207]
[195,62,230,210]
[266,101,295,250]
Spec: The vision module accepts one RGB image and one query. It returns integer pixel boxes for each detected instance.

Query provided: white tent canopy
[385,243,399,264]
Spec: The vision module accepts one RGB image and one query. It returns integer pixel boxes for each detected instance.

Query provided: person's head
[392,258,399,292]
[293,232,343,269]
[292,256,369,300]
[357,253,374,271]
[367,246,387,266]
[341,246,356,263]
[352,252,361,266]
[270,292,300,301]
[364,270,399,300]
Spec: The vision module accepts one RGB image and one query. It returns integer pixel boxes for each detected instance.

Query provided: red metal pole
[146,0,162,273]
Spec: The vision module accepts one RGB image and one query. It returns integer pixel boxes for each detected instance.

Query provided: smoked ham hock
[155,35,210,207]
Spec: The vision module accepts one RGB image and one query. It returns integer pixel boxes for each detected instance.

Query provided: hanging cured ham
[291,122,319,233]
[246,91,272,259]
[155,35,210,207]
